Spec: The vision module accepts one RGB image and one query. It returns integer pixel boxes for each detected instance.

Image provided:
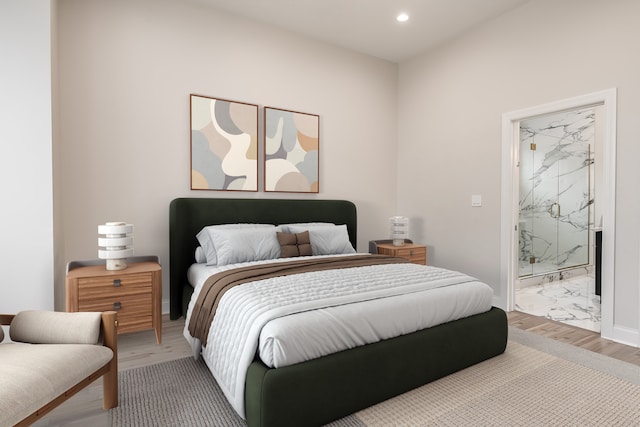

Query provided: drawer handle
[113,279,121,287]
[410,250,414,256]
[113,302,122,310]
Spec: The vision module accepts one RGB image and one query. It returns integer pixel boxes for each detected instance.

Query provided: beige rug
[112,328,640,426]
[350,338,640,426]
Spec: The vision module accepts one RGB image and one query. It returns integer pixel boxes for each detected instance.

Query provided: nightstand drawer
[78,292,152,313]
[78,294,153,332]
[392,246,426,260]
[77,272,152,300]
[376,243,427,265]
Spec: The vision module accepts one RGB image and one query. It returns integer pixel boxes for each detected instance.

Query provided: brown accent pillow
[277,231,312,258]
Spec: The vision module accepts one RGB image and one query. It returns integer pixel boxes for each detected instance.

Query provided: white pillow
[205,227,281,266]
[280,222,335,233]
[287,224,355,255]
[194,246,207,263]
[196,224,275,265]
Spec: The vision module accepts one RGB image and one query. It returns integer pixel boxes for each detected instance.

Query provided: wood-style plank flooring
[508,310,640,366]
[35,312,640,426]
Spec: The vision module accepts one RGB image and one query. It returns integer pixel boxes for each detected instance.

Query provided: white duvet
[183,254,493,419]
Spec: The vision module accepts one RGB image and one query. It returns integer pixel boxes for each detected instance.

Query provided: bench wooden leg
[101,311,119,409]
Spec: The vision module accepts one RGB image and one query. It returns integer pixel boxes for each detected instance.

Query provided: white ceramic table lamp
[389,216,409,246]
[98,222,134,270]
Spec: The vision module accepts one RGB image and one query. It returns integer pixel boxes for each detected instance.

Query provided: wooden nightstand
[376,243,427,265]
[66,256,162,344]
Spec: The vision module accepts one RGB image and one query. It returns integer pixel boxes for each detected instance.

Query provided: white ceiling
[192,0,531,63]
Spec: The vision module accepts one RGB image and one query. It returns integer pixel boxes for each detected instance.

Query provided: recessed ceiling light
[397,13,409,22]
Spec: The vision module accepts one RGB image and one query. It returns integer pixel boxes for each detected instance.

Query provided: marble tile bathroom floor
[515,274,601,333]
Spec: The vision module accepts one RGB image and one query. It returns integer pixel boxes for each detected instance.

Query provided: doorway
[500,89,617,340]
[515,108,600,332]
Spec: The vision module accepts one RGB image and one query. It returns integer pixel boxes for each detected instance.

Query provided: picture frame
[264,107,319,193]
[190,94,258,191]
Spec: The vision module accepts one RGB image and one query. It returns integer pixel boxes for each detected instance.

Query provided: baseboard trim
[611,324,640,348]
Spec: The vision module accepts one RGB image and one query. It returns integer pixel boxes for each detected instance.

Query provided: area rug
[110,327,640,426]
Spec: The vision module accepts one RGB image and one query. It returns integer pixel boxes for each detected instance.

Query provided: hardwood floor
[35,312,640,426]
[508,310,640,366]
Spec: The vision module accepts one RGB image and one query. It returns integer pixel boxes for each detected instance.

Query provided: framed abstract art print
[264,107,319,193]
[190,94,258,191]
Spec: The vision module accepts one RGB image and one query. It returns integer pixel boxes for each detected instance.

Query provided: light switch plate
[471,194,482,207]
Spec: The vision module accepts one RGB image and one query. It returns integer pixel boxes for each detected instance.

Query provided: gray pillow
[196,224,275,265]
[286,224,355,255]
[206,227,281,266]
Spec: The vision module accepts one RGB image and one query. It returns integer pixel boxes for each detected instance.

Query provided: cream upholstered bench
[0,310,118,426]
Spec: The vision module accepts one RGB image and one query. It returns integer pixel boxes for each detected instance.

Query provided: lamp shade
[98,222,133,270]
[389,216,409,246]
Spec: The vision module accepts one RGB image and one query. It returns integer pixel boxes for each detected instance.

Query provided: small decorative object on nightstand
[66,255,162,344]
[376,242,427,265]
[98,222,134,271]
[389,216,409,246]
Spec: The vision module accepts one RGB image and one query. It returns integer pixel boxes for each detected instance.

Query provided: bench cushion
[10,310,102,345]
[0,343,113,426]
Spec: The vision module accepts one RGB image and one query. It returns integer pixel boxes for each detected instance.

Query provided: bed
[169,197,508,427]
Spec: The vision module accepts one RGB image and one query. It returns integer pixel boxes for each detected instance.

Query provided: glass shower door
[557,139,590,270]
[519,135,561,277]
[518,109,593,278]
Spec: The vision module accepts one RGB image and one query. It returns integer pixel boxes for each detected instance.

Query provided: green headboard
[169,198,357,319]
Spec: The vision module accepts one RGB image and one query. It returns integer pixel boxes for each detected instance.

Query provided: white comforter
[183,255,493,419]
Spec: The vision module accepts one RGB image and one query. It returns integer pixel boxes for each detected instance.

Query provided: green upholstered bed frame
[169,197,508,427]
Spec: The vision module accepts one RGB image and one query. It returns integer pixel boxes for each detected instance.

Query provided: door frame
[499,88,617,340]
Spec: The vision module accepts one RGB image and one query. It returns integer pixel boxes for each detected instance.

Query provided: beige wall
[55,0,398,310]
[398,0,640,337]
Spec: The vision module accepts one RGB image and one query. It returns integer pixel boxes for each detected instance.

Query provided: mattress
[184,255,493,418]
[258,279,491,368]
[187,255,493,368]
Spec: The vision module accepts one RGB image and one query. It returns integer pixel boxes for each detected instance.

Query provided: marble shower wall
[519,108,595,278]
